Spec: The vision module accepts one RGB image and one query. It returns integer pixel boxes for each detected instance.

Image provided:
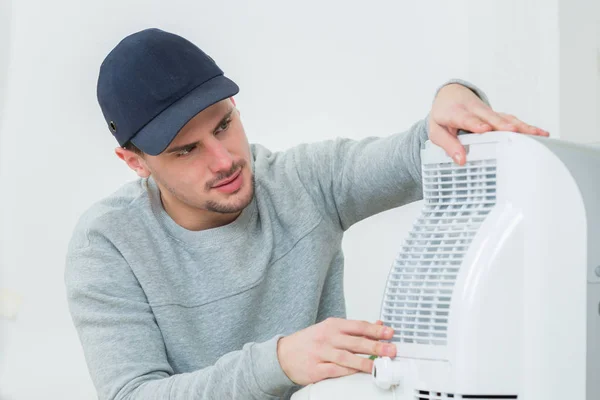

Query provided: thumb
[429,122,466,166]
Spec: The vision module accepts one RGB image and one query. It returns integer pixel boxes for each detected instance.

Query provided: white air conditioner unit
[293,131,600,400]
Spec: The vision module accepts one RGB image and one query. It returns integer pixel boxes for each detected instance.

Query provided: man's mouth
[212,169,242,188]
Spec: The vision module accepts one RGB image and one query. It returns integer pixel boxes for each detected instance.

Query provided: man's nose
[206,138,234,173]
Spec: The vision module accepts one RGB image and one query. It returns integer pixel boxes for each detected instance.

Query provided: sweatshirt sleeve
[65,229,294,400]
[290,79,490,231]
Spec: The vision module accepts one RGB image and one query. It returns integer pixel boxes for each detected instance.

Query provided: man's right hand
[276,318,396,385]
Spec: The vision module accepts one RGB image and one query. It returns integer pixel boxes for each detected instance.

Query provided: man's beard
[155,159,255,215]
[204,173,255,214]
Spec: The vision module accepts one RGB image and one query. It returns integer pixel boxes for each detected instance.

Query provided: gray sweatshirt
[65,80,487,400]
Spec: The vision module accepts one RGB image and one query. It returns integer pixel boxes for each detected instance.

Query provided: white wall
[464,0,600,144]
[558,0,599,144]
[464,0,561,137]
[0,0,10,125]
[0,1,596,399]
[0,0,14,394]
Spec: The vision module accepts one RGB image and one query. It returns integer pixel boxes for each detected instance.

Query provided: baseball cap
[96,28,239,156]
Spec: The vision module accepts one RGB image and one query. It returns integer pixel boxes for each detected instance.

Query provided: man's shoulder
[250,142,299,186]
[67,178,150,251]
[250,142,326,219]
[250,140,331,177]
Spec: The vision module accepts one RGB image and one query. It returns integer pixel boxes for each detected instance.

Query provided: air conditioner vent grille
[415,389,517,399]
[381,159,497,345]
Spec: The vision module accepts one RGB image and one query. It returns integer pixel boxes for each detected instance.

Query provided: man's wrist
[435,78,492,108]
[250,335,295,397]
[276,335,294,383]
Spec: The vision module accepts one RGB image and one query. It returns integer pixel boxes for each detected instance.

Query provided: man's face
[137,99,254,215]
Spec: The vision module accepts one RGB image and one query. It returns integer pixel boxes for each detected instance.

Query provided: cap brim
[131,75,239,156]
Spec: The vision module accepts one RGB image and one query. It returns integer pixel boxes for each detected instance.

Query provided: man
[65,28,547,400]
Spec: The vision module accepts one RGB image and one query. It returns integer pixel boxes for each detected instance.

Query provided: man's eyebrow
[164,108,235,154]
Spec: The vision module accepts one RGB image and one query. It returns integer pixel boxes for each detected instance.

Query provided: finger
[338,320,394,340]
[316,362,359,380]
[429,123,467,166]
[332,334,396,358]
[536,127,550,136]
[526,125,549,136]
[471,107,519,132]
[496,113,540,135]
[359,320,384,340]
[498,113,550,136]
[325,349,374,374]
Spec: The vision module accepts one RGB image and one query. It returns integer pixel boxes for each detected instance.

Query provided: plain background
[0,1,598,398]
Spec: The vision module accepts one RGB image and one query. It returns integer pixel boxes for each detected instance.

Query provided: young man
[65,28,547,400]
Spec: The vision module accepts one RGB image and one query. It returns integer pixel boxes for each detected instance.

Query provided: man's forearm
[113,336,294,400]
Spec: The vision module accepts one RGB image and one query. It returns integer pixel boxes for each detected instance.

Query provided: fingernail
[383,344,395,356]
[453,152,463,165]
[383,327,393,336]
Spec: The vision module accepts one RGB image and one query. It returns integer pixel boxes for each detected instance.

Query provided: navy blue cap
[97,28,239,156]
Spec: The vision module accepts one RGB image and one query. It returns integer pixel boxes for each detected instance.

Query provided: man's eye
[176,145,196,157]
[216,119,231,134]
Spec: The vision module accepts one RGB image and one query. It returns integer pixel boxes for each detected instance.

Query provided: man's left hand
[429,83,549,165]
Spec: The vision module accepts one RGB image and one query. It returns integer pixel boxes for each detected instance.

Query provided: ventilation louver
[381,159,498,345]
[415,389,517,399]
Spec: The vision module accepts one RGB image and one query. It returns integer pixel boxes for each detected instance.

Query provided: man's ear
[230,97,236,106]
[115,147,151,178]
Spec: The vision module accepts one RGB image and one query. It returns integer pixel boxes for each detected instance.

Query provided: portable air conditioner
[292,131,600,400]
